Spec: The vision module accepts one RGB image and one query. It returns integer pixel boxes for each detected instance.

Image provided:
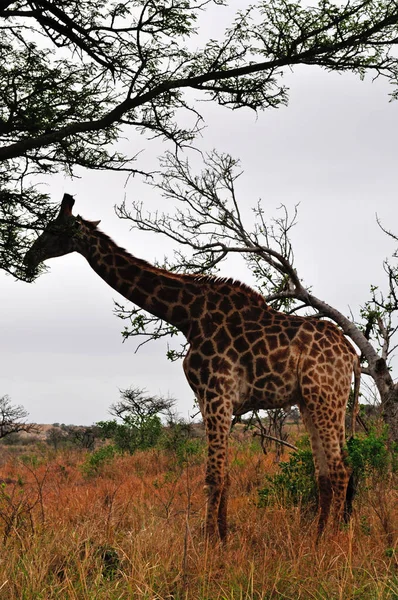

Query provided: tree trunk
[367,358,398,443]
[380,383,398,443]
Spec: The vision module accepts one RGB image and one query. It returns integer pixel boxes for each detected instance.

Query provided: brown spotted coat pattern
[25,195,360,541]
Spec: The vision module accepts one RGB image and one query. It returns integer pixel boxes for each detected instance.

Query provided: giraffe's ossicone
[25,194,360,540]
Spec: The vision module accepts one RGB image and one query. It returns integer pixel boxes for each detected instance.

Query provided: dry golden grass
[0,440,396,599]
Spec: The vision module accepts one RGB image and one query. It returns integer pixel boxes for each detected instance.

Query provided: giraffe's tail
[344,354,362,522]
[350,354,361,438]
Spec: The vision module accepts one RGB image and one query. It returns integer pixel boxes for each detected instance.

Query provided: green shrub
[346,427,391,478]
[258,436,317,508]
[81,444,118,477]
[19,453,44,467]
[96,415,162,454]
[175,438,204,466]
[258,429,397,509]
[160,420,204,466]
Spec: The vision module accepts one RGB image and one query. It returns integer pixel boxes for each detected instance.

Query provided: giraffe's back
[241,313,356,413]
[184,295,357,417]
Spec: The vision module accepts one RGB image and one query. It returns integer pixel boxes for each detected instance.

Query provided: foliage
[3,0,398,277]
[109,386,175,424]
[258,429,398,509]
[258,436,317,509]
[80,444,118,477]
[160,419,204,466]
[98,387,204,461]
[96,386,173,454]
[45,424,100,450]
[347,427,397,477]
[97,416,163,454]
[45,426,67,450]
[65,425,99,450]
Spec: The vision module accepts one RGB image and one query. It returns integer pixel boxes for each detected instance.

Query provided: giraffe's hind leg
[325,405,351,526]
[300,402,350,534]
[323,445,350,527]
[300,404,332,534]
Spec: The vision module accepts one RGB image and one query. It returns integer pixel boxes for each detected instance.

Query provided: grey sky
[1,65,397,425]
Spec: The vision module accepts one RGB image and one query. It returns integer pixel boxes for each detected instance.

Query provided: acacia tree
[114,150,398,441]
[0,395,38,439]
[97,387,176,453]
[2,0,398,278]
[110,386,176,423]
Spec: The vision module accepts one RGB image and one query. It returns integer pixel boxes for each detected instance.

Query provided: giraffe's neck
[76,222,199,336]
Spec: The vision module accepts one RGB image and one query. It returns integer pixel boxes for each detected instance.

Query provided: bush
[258,436,317,508]
[346,427,392,478]
[346,427,398,505]
[96,415,162,454]
[160,420,204,466]
[258,429,397,509]
[81,445,118,477]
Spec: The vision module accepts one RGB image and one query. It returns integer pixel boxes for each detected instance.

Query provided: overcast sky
[1,47,397,425]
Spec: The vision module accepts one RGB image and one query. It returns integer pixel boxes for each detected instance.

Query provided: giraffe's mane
[193,273,267,306]
[84,218,267,307]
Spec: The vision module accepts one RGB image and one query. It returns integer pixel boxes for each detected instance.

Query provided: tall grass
[0,439,396,599]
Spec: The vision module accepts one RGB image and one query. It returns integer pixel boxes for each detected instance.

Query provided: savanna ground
[0,428,397,600]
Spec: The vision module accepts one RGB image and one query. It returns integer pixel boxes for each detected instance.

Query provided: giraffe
[24,194,360,540]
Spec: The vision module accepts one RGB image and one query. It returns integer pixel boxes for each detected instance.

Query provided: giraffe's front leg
[217,469,230,541]
[203,396,233,542]
[204,433,230,541]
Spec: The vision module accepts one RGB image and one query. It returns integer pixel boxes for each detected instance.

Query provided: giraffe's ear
[60,193,75,217]
[86,219,101,229]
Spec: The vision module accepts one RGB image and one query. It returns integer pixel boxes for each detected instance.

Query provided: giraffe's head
[24,194,100,278]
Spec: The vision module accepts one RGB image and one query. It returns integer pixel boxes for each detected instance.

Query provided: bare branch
[0,395,38,439]
[252,431,298,452]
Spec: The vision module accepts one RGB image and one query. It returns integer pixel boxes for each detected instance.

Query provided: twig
[252,431,298,452]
